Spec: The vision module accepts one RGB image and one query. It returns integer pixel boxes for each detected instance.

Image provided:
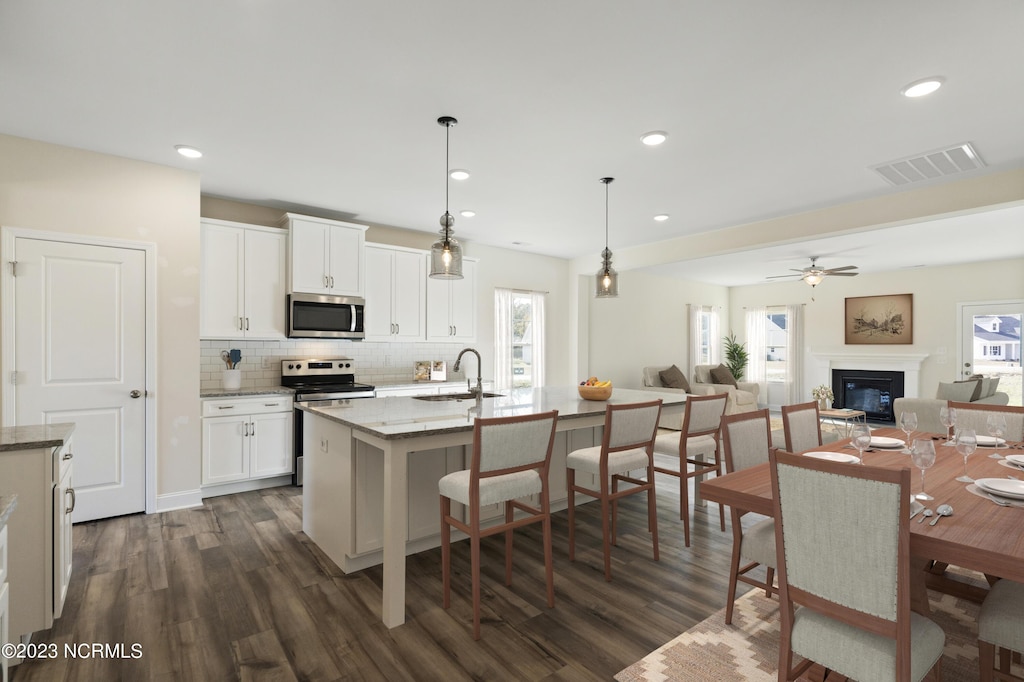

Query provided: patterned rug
[615,582,1018,681]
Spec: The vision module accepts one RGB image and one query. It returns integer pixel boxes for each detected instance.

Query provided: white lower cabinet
[202,396,293,488]
[1,525,9,682]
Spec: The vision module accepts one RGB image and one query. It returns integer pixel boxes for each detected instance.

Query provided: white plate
[975,435,1006,447]
[870,436,905,449]
[1004,454,1024,467]
[803,451,861,464]
[975,478,1024,501]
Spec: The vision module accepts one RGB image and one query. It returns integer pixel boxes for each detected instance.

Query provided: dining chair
[720,409,776,625]
[653,393,728,547]
[769,450,945,682]
[947,401,1024,442]
[781,401,825,453]
[977,578,1024,682]
[567,399,662,582]
[439,410,559,639]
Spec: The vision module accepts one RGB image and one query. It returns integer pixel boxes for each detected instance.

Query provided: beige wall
[0,133,201,501]
[728,257,1024,398]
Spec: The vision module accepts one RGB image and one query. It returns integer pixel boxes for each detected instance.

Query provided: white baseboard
[155,488,204,513]
[200,475,293,499]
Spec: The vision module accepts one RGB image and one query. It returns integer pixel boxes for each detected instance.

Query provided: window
[765,307,788,383]
[689,304,720,369]
[494,289,545,390]
[698,309,714,365]
[991,346,1002,357]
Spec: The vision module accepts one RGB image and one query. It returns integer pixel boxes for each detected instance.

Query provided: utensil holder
[222,369,242,390]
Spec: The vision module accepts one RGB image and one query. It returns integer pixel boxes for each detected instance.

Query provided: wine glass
[911,439,936,501]
[955,428,977,483]
[850,423,872,464]
[986,413,1008,459]
[900,411,918,452]
[939,406,957,444]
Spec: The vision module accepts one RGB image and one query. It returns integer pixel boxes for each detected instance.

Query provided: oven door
[288,293,365,339]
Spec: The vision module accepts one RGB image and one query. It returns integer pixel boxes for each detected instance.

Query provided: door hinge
[9,261,16,276]
[10,371,18,384]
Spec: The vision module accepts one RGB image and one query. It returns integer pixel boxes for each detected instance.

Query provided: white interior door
[12,237,147,521]
[959,300,1022,406]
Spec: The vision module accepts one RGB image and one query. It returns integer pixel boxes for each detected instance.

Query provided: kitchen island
[298,386,686,628]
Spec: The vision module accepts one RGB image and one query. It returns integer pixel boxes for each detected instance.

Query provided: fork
[984,493,1013,507]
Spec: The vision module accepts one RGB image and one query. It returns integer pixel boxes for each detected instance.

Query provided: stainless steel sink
[413,392,503,401]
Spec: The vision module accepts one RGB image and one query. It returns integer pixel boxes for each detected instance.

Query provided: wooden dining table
[702,427,1024,606]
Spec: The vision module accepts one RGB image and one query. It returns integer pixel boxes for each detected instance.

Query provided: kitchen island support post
[382,439,409,628]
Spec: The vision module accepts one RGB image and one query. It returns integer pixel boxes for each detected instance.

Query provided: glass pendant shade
[594,177,618,298]
[429,116,464,279]
[803,272,824,287]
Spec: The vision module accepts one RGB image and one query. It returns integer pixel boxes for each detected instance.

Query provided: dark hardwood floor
[12,459,761,681]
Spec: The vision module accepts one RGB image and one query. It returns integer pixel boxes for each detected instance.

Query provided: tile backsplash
[200,339,474,392]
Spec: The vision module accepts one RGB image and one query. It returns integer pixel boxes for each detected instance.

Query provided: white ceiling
[2,1,1023,282]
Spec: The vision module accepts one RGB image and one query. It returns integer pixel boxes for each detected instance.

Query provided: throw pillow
[954,378,984,401]
[979,377,993,400]
[937,380,979,402]
[710,364,738,388]
[659,365,691,392]
[988,377,1000,397]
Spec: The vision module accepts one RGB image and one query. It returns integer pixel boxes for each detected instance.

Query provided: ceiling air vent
[871,142,986,186]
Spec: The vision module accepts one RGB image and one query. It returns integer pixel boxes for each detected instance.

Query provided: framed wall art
[844,294,913,345]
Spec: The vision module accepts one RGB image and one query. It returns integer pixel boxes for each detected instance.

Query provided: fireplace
[831,369,905,423]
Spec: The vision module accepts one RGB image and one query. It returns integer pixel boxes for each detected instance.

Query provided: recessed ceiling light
[449,169,470,180]
[175,145,203,159]
[901,77,944,98]
[460,210,476,217]
[653,214,670,222]
[640,131,668,146]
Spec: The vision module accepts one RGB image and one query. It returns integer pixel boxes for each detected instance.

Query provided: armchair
[692,364,760,415]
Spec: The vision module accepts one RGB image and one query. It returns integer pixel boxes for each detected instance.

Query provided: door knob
[130,390,143,398]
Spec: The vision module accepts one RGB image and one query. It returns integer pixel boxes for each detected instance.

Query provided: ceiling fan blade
[824,265,858,273]
[766,274,802,280]
[828,272,859,277]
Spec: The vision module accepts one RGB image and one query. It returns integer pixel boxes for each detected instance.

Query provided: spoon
[929,504,953,526]
[918,509,933,523]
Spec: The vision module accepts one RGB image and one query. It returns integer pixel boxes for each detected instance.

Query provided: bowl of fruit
[578,377,613,401]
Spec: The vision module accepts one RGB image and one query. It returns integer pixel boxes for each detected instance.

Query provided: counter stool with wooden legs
[439,410,559,640]
[566,399,663,582]
[653,392,728,547]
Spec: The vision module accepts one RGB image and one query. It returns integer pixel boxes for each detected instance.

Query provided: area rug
[615,584,1017,681]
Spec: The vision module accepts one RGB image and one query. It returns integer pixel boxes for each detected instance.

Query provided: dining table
[701,427,1024,609]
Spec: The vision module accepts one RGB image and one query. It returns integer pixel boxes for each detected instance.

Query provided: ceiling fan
[767,256,859,288]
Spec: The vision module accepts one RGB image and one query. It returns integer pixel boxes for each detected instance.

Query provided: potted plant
[812,384,834,410]
[722,333,749,381]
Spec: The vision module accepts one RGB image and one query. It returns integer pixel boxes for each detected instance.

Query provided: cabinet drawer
[203,396,292,417]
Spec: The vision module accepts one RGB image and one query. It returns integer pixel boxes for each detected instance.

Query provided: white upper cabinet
[283,213,367,296]
[200,219,287,340]
[364,243,426,342]
[425,257,477,342]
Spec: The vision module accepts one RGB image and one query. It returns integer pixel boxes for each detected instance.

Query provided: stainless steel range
[282,357,375,485]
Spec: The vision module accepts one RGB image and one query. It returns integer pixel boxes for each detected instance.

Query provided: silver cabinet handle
[63,450,74,461]
[66,488,76,514]
[218,405,235,410]
[250,421,256,436]
[245,317,250,331]
[239,317,244,331]
[395,323,399,334]
[330,275,335,288]
[243,422,249,436]
[130,390,142,398]
[323,275,329,288]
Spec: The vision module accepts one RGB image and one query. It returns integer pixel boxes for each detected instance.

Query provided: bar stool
[566,399,662,581]
[439,410,559,639]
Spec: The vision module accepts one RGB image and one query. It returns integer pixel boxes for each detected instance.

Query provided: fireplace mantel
[810,351,929,398]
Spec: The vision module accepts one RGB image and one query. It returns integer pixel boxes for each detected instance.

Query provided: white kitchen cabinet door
[425,257,477,342]
[363,245,394,339]
[249,411,294,479]
[200,222,245,339]
[285,214,366,296]
[242,228,287,339]
[407,446,464,542]
[53,460,73,619]
[202,416,250,485]
[364,244,426,341]
[353,440,384,555]
[393,249,426,340]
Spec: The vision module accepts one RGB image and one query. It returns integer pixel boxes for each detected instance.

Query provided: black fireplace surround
[831,369,905,423]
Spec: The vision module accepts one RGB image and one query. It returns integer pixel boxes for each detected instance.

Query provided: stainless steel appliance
[287,293,366,339]
[282,357,375,485]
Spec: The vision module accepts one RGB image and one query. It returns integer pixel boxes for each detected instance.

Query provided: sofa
[641,364,760,425]
[893,377,1010,434]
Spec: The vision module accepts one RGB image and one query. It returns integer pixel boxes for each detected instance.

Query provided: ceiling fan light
[803,272,824,287]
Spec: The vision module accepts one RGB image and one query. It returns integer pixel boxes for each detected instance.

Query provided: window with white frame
[765,307,788,383]
[494,289,545,390]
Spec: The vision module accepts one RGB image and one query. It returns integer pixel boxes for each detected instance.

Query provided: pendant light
[595,177,618,298]
[429,116,464,279]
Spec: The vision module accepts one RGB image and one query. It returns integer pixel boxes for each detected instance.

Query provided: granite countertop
[201,387,295,399]
[0,422,76,452]
[297,386,686,440]
[0,493,16,529]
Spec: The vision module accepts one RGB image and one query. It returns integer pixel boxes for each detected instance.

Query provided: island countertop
[0,422,76,452]
[297,386,686,439]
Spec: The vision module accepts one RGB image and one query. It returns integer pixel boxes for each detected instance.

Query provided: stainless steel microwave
[287,293,365,339]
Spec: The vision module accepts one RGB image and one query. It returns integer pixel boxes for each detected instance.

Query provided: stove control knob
[296,364,303,370]
[345,363,351,368]
[287,364,295,370]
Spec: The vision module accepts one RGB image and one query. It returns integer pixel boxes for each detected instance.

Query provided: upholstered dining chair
[947,401,1024,442]
[978,578,1024,682]
[720,409,776,625]
[567,399,662,582]
[439,410,558,639]
[781,401,825,453]
[653,393,728,546]
[769,450,945,682]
